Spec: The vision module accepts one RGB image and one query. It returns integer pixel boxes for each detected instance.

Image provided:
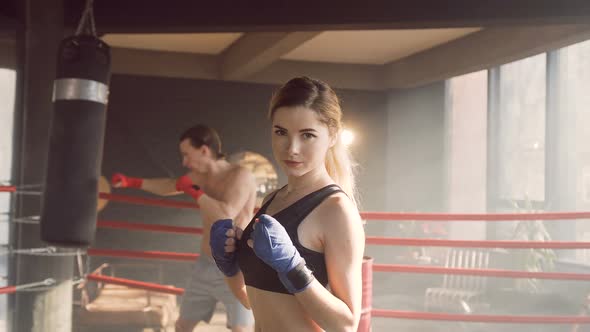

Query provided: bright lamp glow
[341,129,355,146]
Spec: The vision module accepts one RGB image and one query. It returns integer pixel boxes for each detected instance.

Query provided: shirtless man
[111,124,256,332]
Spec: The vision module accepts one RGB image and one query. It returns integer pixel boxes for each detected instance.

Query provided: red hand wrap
[111,173,143,188]
[176,175,204,202]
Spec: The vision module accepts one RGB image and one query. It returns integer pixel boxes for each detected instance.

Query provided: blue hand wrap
[251,214,314,293]
[210,219,239,277]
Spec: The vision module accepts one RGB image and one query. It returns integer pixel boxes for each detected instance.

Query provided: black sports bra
[237,184,344,294]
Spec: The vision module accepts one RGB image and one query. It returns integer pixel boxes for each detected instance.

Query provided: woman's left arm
[294,196,365,332]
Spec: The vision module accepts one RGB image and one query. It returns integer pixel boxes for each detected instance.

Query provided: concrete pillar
[13,0,74,331]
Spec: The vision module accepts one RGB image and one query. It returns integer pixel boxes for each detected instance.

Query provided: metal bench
[425,248,491,313]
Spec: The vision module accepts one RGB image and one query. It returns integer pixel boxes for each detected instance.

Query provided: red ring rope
[373,264,590,281]
[98,192,199,210]
[87,248,199,262]
[0,286,16,295]
[93,221,590,250]
[6,184,590,327]
[97,220,203,235]
[98,191,590,221]
[3,186,590,221]
[0,186,16,193]
[361,211,590,221]
[85,248,590,281]
[371,309,590,324]
[87,274,184,295]
[365,237,590,249]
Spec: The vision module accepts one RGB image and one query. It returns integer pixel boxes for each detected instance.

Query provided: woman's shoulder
[315,190,361,227]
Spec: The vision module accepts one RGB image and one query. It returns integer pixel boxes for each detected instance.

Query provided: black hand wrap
[279,261,315,293]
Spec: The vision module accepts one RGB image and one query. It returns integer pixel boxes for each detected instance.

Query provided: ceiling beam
[65,0,590,33]
[247,60,383,91]
[221,31,320,80]
[382,24,590,89]
[109,47,383,91]
[110,47,220,80]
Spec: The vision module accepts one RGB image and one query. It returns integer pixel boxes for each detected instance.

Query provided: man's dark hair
[180,124,225,159]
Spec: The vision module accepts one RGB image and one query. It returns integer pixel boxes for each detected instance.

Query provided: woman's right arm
[216,189,280,309]
[225,271,251,309]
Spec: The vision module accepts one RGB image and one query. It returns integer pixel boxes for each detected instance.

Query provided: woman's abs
[247,286,323,332]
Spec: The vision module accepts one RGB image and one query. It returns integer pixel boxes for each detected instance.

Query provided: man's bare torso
[198,165,256,257]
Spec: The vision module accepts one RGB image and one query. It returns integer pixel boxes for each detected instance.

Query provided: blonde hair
[269,77,358,206]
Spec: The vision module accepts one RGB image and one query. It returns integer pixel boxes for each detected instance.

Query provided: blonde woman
[211,77,365,331]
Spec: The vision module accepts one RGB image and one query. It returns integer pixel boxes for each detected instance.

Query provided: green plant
[510,198,557,293]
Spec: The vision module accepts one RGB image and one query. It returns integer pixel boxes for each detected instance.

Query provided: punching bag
[41,34,111,247]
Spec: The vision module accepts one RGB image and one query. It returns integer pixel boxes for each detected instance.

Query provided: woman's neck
[285,166,332,196]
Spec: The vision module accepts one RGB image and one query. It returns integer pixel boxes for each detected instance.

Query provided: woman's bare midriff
[247,286,323,332]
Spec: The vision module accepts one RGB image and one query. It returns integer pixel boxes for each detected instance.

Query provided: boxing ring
[3,184,590,331]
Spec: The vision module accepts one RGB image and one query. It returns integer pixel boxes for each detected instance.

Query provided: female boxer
[211,77,365,331]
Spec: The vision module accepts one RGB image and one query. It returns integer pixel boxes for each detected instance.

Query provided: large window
[557,40,590,262]
[446,71,488,239]
[0,68,16,332]
[497,54,547,204]
[559,40,590,208]
[485,54,547,242]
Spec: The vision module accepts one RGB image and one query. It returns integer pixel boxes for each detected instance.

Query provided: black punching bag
[41,35,111,247]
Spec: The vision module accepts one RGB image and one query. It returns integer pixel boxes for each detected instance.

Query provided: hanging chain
[75,0,97,36]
